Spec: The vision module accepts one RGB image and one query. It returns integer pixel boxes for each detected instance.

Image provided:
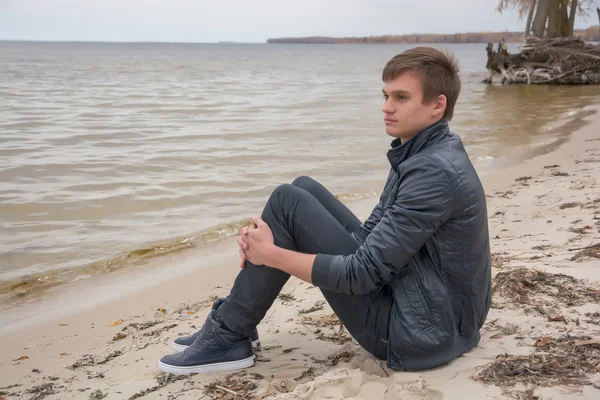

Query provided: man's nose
[382,99,394,114]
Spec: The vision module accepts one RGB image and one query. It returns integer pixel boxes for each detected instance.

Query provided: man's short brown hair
[382,47,461,120]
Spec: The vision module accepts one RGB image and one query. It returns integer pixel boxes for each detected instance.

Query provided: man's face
[382,71,445,142]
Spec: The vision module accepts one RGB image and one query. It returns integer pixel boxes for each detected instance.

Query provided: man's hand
[236,216,315,284]
[237,216,275,266]
[237,224,252,268]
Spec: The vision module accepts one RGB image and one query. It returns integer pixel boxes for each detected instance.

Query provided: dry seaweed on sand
[484,318,519,337]
[491,252,528,269]
[128,374,187,400]
[311,350,357,367]
[122,321,161,331]
[472,335,600,388]
[0,384,22,393]
[69,350,123,370]
[315,331,353,345]
[515,176,532,182]
[294,367,317,382]
[174,295,219,314]
[89,390,107,400]
[277,292,296,302]
[491,254,507,268]
[312,350,357,366]
[584,311,600,325]
[313,321,353,344]
[559,202,583,209]
[569,243,600,261]
[492,268,600,307]
[326,350,356,366]
[298,300,326,314]
[531,245,551,251]
[281,347,300,354]
[204,371,258,400]
[568,225,593,234]
[142,323,178,337]
[25,383,56,400]
[500,388,541,400]
[86,371,105,379]
[300,313,341,328]
[0,384,22,398]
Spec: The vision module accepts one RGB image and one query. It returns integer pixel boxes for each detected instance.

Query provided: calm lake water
[1,41,599,297]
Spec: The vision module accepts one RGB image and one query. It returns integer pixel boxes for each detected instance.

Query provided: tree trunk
[559,0,570,37]
[597,7,599,27]
[567,0,577,37]
[525,0,537,37]
[547,0,560,37]
[532,0,551,37]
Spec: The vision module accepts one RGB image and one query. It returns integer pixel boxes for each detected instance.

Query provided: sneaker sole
[157,355,255,375]
[172,339,260,353]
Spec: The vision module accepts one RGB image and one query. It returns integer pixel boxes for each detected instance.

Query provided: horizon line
[0,29,544,45]
[2,25,597,45]
[0,39,265,44]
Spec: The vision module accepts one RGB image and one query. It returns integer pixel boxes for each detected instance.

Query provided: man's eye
[383,95,389,100]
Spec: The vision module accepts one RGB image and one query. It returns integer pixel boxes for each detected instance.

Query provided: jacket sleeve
[312,158,456,295]
[352,201,384,244]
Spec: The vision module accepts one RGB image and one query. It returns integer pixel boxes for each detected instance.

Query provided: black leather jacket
[313,120,492,370]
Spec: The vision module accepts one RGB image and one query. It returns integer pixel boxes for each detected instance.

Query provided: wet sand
[1,106,599,400]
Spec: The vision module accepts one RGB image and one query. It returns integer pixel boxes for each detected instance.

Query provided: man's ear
[433,94,447,117]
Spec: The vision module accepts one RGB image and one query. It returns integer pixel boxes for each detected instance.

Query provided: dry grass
[472,335,600,387]
[492,268,600,307]
[277,293,296,302]
[312,350,357,366]
[69,350,124,370]
[127,374,187,400]
[491,253,510,268]
[300,313,340,328]
[298,300,326,314]
[204,371,259,400]
[570,243,600,261]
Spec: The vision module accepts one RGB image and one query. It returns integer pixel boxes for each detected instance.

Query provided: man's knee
[291,175,316,190]
[269,183,299,205]
[264,183,304,219]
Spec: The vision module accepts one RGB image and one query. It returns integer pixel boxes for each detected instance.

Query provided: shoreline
[2,100,598,313]
[0,100,598,331]
[0,104,599,399]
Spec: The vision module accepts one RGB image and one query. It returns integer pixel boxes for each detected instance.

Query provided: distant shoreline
[267,26,600,44]
[1,25,599,45]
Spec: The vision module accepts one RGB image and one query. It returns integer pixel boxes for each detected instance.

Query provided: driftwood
[484,36,600,85]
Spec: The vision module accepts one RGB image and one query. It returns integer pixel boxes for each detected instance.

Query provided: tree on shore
[498,0,598,38]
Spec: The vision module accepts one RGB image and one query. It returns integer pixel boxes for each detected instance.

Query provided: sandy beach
[1,105,599,400]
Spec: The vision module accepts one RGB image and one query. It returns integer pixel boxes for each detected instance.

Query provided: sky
[0,0,598,43]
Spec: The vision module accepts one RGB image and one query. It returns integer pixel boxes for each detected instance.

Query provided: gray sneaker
[158,310,255,375]
[171,298,260,352]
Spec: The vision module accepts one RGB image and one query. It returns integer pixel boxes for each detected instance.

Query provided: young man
[158,47,492,374]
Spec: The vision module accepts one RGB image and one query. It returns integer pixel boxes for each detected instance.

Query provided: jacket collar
[386,119,450,170]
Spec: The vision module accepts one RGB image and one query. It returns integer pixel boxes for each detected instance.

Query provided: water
[1,41,598,296]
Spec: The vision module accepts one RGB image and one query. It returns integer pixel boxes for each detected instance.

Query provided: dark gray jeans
[219,176,391,360]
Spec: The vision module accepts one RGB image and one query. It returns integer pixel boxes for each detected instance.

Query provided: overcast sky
[0,0,597,43]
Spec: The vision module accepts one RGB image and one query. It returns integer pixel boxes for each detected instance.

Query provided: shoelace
[183,326,216,357]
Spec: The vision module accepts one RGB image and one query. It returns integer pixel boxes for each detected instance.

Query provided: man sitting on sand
[158,47,492,374]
